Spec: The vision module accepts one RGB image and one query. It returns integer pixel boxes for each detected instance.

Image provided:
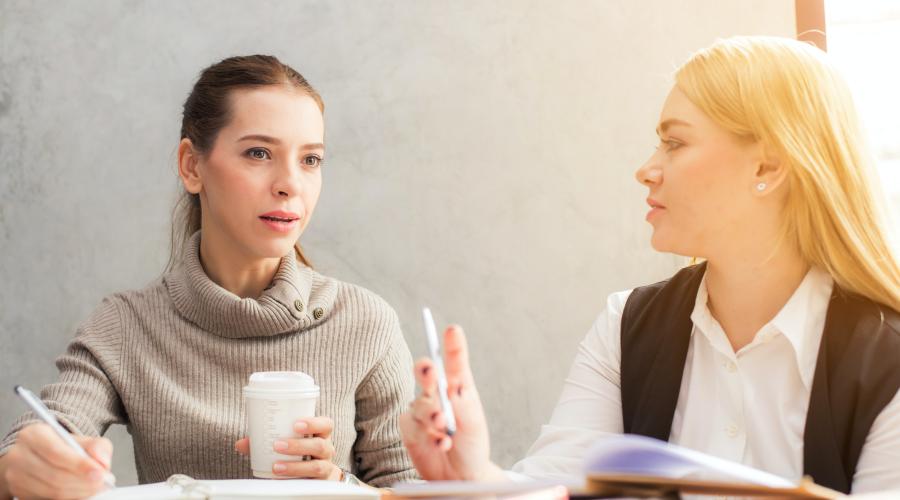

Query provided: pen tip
[13,385,21,394]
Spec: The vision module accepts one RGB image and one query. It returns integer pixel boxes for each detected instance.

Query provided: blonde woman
[400,36,900,494]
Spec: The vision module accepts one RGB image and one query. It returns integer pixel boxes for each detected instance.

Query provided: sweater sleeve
[0,297,126,455]
[351,310,419,487]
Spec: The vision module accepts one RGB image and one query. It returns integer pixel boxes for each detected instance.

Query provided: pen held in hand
[14,385,117,490]
[422,307,458,436]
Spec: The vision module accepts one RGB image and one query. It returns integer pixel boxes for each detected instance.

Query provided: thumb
[76,436,113,470]
[235,437,250,455]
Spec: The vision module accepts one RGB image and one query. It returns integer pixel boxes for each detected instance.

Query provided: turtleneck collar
[165,231,332,339]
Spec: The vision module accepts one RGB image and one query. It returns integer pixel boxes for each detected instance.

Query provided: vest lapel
[803,289,887,493]
[620,263,706,440]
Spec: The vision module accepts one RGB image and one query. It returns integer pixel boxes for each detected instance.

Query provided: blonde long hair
[676,36,900,310]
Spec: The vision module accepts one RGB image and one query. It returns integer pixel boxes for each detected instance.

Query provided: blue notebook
[583,434,841,498]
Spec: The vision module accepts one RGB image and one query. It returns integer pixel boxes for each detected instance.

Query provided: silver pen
[422,307,457,436]
[14,386,116,490]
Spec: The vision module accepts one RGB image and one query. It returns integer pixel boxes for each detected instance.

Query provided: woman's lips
[259,214,300,233]
[646,206,665,221]
[646,198,666,221]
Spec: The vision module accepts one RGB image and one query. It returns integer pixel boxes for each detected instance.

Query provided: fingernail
[273,463,287,473]
[294,421,307,432]
[273,440,288,452]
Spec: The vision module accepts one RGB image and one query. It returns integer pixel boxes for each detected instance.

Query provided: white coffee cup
[243,371,320,478]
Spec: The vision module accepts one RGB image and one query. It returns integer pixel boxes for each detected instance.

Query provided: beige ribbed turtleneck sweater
[0,233,417,487]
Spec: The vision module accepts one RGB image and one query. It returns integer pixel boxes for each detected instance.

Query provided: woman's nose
[635,154,662,186]
[272,161,303,198]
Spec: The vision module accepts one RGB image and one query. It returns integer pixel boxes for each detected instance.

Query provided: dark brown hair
[168,55,324,271]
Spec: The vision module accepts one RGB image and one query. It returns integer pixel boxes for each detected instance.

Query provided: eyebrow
[656,119,692,136]
[237,134,325,150]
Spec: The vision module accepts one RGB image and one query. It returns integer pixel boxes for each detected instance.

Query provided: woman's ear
[752,146,787,196]
[178,138,203,194]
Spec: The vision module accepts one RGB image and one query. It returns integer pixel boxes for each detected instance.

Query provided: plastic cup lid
[244,371,319,394]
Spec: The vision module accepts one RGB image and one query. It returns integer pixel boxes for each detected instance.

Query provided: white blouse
[511,267,900,493]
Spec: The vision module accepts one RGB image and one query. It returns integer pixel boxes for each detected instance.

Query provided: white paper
[90,478,379,500]
[583,434,796,488]
[391,479,576,497]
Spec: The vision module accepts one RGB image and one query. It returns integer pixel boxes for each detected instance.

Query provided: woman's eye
[303,155,323,167]
[246,148,271,160]
[657,139,682,152]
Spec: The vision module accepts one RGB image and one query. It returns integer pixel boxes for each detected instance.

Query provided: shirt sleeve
[510,290,631,480]
[0,297,126,456]
[851,387,900,493]
[352,311,419,487]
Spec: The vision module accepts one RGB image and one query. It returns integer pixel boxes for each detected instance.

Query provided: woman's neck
[198,230,281,299]
[704,240,809,352]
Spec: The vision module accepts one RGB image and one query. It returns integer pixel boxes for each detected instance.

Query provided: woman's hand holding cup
[234,416,341,480]
[237,371,343,480]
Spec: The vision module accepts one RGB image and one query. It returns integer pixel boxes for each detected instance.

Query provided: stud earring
[756,182,767,192]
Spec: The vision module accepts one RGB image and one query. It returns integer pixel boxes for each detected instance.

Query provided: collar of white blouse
[688,266,835,391]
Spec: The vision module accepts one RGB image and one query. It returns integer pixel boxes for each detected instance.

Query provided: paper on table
[388,480,570,500]
[584,434,796,487]
[91,481,186,500]
[90,477,380,500]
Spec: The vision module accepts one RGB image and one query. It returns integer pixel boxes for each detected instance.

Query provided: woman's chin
[649,231,692,256]
[649,231,670,253]
[252,237,299,260]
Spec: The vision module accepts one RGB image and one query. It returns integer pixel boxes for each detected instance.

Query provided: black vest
[619,263,900,493]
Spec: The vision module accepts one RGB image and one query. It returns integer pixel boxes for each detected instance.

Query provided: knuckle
[44,447,66,465]
[19,425,36,441]
[80,458,99,474]
[49,484,68,499]
[4,467,17,487]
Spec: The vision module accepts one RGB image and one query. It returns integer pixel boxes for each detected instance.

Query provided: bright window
[826,1,900,231]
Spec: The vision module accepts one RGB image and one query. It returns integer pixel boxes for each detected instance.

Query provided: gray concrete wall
[0,0,794,485]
